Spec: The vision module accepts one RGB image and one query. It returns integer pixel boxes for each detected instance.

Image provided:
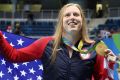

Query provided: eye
[64,13,70,17]
[73,12,80,17]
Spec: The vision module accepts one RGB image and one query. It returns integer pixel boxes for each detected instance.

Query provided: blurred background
[0,0,120,39]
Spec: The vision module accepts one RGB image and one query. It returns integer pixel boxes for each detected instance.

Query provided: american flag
[0,31,43,80]
[0,31,119,80]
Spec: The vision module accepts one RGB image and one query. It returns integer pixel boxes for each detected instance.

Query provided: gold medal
[95,41,108,56]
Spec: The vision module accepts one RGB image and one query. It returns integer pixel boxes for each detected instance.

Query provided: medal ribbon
[62,37,96,54]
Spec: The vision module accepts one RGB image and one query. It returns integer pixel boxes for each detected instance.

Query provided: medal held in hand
[95,41,108,56]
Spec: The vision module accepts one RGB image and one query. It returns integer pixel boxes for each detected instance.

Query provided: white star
[10,42,15,47]
[1,59,6,65]
[0,71,4,78]
[14,75,19,80]
[20,70,27,76]
[17,38,24,46]
[38,65,43,70]
[35,60,37,62]
[27,78,32,80]
[29,68,36,74]
[7,66,13,73]
[22,62,29,66]
[13,63,19,69]
[36,75,42,80]
[3,34,7,38]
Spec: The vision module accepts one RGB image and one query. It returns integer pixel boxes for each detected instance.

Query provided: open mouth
[68,21,78,25]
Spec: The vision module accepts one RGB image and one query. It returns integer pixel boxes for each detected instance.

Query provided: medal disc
[95,41,108,56]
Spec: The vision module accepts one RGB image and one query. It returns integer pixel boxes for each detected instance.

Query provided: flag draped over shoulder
[0,31,43,80]
[103,33,120,80]
[0,31,120,80]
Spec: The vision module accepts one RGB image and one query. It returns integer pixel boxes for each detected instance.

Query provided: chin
[69,28,80,32]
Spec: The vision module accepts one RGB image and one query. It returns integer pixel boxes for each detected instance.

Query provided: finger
[107,55,116,62]
[105,49,116,56]
[104,49,111,53]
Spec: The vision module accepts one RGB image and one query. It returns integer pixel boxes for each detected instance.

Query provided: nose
[70,14,74,18]
[69,14,75,21]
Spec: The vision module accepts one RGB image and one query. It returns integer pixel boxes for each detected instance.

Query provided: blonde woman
[0,3,115,80]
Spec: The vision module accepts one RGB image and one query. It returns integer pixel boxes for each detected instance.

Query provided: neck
[62,31,81,45]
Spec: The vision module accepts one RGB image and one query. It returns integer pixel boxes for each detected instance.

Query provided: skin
[63,6,82,33]
[62,6,83,58]
[62,6,82,45]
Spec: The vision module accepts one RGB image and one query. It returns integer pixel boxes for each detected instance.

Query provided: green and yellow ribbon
[62,37,108,56]
[62,37,97,54]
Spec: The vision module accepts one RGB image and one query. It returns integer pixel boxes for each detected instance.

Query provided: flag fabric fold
[103,34,120,80]
[0,31,43,80]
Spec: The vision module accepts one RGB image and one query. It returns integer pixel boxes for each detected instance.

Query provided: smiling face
[62,6,82,34]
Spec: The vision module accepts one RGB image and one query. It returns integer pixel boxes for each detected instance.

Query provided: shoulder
[32,36,54,53]
[37,36,54,43]
[40,36,54,45]
[33,36,54,45]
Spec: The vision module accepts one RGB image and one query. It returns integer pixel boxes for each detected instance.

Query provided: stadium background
[0,0,120,39]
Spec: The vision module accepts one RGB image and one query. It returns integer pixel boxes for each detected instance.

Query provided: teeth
[67,20,79,25]
[68,22,77,25]
[69,23,74,26]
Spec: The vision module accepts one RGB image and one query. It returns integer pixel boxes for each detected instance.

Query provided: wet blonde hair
[51,3,94,62]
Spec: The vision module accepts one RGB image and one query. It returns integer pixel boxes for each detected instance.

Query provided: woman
[0,3,116,80]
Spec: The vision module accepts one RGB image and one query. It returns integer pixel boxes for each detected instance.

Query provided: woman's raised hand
[105,49,117,62]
